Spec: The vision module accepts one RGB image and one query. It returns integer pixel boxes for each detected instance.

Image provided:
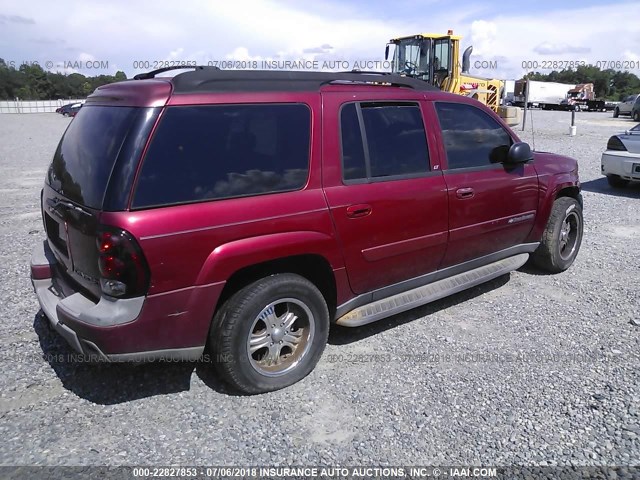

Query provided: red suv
[31,67,583,393]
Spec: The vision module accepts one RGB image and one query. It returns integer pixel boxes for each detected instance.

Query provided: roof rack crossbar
[324,72,424,90]
[149,69,439,93]
[133,65,220,80]
[338,70,392,75]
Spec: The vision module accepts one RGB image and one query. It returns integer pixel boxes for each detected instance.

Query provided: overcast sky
[1,0,639,80]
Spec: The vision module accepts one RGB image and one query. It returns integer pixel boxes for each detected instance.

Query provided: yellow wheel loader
[386,31,520,125]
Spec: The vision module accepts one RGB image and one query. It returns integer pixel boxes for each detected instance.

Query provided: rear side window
[47,106,141,209]
[133,104,311,208]
[340,102,429,182]
[435,102,512,169]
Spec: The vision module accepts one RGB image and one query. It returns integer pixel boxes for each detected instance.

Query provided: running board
[336,253,529,327]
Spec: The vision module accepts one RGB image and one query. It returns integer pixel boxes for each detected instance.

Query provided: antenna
[521,78,529,131]
[530,108,536,151]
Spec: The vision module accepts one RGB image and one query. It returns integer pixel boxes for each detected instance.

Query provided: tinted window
[340,102,429,181]
[435,102,512,169]
[340,104,367,180]
[133,104,310,207]
[47,106,141,209]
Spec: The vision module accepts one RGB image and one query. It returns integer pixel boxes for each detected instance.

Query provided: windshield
[391,38,431,81]
[47,106,142,209]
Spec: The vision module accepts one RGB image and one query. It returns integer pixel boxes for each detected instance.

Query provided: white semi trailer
[502,79,515,105]
[513,80,575,110]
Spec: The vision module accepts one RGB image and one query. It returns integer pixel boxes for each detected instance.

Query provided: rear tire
[607,174,630,188]
[613,108,619,118]
[210,273,329,394]
[531,196,583,273]
[633,110,640,122]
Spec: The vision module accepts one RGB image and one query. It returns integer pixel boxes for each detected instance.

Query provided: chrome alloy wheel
[247,298,314,377]
[559,210,580,261]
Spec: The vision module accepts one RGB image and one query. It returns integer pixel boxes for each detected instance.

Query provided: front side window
[133,104,310,208]
[435,102,513,170]
[340,102,430,182]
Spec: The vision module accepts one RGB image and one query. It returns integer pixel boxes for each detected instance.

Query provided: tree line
[524,65,640,100]
[2,57,639,101]
[0,59,126,100]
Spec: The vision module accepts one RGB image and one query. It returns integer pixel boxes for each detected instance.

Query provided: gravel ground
[0,111,638,470]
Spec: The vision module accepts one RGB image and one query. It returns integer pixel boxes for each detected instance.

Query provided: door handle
[456,187,475,199]
[346,204,372,218]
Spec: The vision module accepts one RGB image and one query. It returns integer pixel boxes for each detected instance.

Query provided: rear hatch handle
[46,197,93,218]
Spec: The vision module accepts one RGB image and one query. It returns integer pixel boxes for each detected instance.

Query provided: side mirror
[506,142,533,164]
[385,44,390,61]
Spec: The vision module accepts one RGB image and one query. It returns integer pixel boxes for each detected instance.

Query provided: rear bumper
[30,240,222,362]
[601,152,640,181]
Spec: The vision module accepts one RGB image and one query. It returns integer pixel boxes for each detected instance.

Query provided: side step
[336,253,529,327]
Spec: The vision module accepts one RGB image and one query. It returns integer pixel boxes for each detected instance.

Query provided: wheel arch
[215,254,338,319]
[195,231,343,320]
[555,185,582,207]
[527,179,582,242]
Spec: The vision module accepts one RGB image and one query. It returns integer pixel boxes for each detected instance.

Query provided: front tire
[531,196,583,273]
[613,108,619,118]
[607,174,630,188]
[633,110,640,122]
[210,273,329,394]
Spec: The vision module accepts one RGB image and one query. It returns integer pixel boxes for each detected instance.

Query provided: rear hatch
[43,97,163,298]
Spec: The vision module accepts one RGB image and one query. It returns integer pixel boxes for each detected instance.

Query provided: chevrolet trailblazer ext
[31,68,583,394]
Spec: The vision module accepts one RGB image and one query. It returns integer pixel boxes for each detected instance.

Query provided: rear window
[132,104,311,208]
[339,102,430,182]
[47,106,141,209]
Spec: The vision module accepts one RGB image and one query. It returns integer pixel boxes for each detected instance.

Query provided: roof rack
[133,65,220,80]
[158,69,438,93]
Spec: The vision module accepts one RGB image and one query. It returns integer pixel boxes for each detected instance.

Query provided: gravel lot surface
[0,111,638,470]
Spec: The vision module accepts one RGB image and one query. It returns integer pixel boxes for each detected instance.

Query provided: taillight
[96,226,149,298]
[606,136,627,151]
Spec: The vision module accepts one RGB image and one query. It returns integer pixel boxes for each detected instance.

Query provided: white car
[601,123,640,187]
